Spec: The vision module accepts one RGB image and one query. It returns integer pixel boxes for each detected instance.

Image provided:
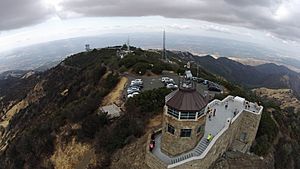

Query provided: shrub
[125,87,171,114]
[152,64,164,74]
[80,114,108,139]
[133,62,150,75]
[119,65,127,73]
[103,73,120,90]
[251,110,278,155]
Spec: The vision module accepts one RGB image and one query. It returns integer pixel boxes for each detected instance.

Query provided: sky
[0,0,300,55]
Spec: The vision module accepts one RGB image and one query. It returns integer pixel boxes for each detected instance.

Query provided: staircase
[170,138,209,164]
[171,152,194,164]
[193,139,209,156]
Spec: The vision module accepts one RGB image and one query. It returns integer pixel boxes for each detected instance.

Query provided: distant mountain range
[1,33,299,73]
[174,51,300,98]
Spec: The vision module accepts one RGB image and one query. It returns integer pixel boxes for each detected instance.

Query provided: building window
[180,129,192,137]
[167,107,179,119]
[180,112,196,120]
[167,124,175,135]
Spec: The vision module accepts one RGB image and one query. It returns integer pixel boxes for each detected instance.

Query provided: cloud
[1,0,300,43]
[58,0,300,41]
[0,0,54,31]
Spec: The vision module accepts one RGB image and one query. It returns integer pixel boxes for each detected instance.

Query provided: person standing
[207,133,213,142]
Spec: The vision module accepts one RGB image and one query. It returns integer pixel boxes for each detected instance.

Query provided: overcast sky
[0,0,300,55]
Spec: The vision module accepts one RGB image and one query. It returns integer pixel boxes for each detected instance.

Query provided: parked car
[203,80,209,85]
[127,87,140,94]
[132,79,143,85]
[166,83,178,89]
[161,77,170,83]
[129,83,142,89]
[164,78,175,85]
[127,92,140,98]
[192,77,204,83]
[131,79,143,87]
[208,83,221,92]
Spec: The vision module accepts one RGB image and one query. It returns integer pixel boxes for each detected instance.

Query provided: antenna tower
[162,30,167,61]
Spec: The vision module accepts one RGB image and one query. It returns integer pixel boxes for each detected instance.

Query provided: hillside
[182,54,300,97]
[0,46,296,169]
[252,88,300,169]
[0,46,203,169]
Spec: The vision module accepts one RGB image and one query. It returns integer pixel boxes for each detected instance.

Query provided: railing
[167,95,264,168]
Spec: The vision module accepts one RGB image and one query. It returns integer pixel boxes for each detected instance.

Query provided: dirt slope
[102,76,127,106]
[110,114,162,169]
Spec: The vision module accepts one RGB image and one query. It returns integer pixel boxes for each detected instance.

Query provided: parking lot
[124,71,222,99]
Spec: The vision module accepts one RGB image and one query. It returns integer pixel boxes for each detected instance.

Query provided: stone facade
[231,109,262,152]
[145,98,263,169]
[161,106,206,156]
[169,110,262,169]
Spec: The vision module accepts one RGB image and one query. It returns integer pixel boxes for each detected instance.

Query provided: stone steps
[170,139,209,164]
[171,152,194,164]
[193,139,209,156]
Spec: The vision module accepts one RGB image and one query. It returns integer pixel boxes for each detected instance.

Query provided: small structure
[85,44,91,52]
[100,104,121,119]
[185,70,193,80]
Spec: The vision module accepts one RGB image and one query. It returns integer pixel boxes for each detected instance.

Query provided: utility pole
[127,36,130,52]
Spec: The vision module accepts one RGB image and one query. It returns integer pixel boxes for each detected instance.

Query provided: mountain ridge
[175,53,300,98]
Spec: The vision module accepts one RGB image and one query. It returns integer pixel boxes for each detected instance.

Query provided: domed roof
[166,88,208,111]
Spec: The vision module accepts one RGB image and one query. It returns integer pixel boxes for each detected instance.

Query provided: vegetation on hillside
[119,49,177,75]
[0,47,176,168]
[0,46,297,169]
[273,106,300,168]
[0,48,122,168]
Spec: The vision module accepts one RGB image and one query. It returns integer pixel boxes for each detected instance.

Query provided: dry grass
[147,114,162,129]
[102,76,128,106]
[0,100,28,128]
[51,138,94,169]
[253,87,300,112]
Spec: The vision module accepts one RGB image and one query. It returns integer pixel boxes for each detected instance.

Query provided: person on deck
[149,140,155,151]
[207,133,213,142]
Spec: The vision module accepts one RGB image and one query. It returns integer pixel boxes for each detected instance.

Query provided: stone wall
[145,100,262,169]
[161,106,206,156]
[170,110,244,169]
[170,109,262,169]
[231,109,262,152]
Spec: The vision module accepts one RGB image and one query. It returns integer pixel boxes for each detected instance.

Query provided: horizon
[0,0,300,59]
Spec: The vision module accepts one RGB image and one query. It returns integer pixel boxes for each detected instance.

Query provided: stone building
[161,86,208,156]
[145,86,263,169]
